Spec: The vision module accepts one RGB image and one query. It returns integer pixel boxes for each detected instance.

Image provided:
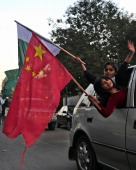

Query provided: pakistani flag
[16,21,61,71]
[3,69,19,98]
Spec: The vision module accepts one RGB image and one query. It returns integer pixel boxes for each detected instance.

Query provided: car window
[134,81,136,107]
[79,97,90,107]
[68,106,74,113]
[78,92,98,107]
[127,67,136,107]
[130,68,136,107]
[89,92,99,107]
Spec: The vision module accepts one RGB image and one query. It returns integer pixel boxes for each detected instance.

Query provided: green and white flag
[3,69,19,98]
[16,21,61,71]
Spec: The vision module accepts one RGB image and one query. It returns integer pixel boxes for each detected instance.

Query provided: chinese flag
[3,33,72,147]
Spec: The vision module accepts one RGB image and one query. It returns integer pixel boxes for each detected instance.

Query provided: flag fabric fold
[3,33,72,147]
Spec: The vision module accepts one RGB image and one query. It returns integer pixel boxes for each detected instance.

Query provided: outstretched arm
[124,40,135,63]
[88,89,127,118]
[76,57,97,84]
[116,41,135,88]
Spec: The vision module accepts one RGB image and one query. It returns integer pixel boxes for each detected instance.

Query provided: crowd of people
[76,40,135,117]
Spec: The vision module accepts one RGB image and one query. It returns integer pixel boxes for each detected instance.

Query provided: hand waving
[128,40,135,53]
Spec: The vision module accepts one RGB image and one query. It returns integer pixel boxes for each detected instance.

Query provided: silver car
[68,66,136,170]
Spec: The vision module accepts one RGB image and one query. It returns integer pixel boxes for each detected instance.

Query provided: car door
[82,105,130,169]
[75,84,130,169]
[126,67,136,170]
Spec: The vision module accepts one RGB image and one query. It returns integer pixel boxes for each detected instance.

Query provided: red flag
[3,33,72,147]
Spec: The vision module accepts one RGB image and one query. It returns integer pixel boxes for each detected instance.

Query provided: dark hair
[94,76,117,96]
[103,61,118,73]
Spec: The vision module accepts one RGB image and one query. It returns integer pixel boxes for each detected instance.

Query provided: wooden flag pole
[72,77,101,110]
[60,47,86,65]
[72,77,89,96]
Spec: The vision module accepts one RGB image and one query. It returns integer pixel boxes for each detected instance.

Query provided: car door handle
[133,120,136,129]
[87,117,93,123]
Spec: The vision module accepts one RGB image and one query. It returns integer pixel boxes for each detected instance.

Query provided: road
[0,123,112,170]
[0,125,77,170]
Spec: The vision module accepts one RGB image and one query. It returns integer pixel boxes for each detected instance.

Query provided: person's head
[94,76,117,96]
[103,62,118,78]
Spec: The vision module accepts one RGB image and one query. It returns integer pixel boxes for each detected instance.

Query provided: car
[57,105,74,130]
[47,113,57,130]
[68,66,136,170]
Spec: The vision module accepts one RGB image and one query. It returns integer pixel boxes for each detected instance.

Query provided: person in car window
[76,40,135,87]
[76,40,135,106]
[88,76,127,118]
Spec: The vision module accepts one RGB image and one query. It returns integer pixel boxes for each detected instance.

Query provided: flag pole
[59,48,86,65]
[15,20,85,65]
[72,77,89,96]
[72,77,101,110]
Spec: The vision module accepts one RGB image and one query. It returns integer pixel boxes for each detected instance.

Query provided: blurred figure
[0,95,5,125]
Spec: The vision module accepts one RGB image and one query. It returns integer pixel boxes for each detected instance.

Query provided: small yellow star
[25,65,31,71]
[25,57,30,62]
[38,70,44,76]
[32,71,36,77]
[34,44,46,60]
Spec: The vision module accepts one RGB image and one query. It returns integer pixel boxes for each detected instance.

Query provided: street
[0,125,77,170]
[0,124,112,170]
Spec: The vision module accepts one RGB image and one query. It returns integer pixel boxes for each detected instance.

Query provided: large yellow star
[34,44,46,60]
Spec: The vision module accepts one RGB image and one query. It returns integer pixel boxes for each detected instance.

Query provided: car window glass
[77,84,95,107]
[68,106,74,113]
[79,96,90,107]
[89,92,98,107]
[79,93,98,107]
[134,81,136,106]
[131,68,136,107]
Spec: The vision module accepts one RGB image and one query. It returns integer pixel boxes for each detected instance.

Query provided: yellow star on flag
[25,65,31,71]
[32,71,36,77]
[34,44,46,60]
[25,57,30,62]
[38,70,44,76]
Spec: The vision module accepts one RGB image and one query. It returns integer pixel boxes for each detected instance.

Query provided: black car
[47,113,57,130]
[57,105,74,130]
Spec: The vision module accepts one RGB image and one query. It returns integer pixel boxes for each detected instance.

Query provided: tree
[48,0,136,96]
